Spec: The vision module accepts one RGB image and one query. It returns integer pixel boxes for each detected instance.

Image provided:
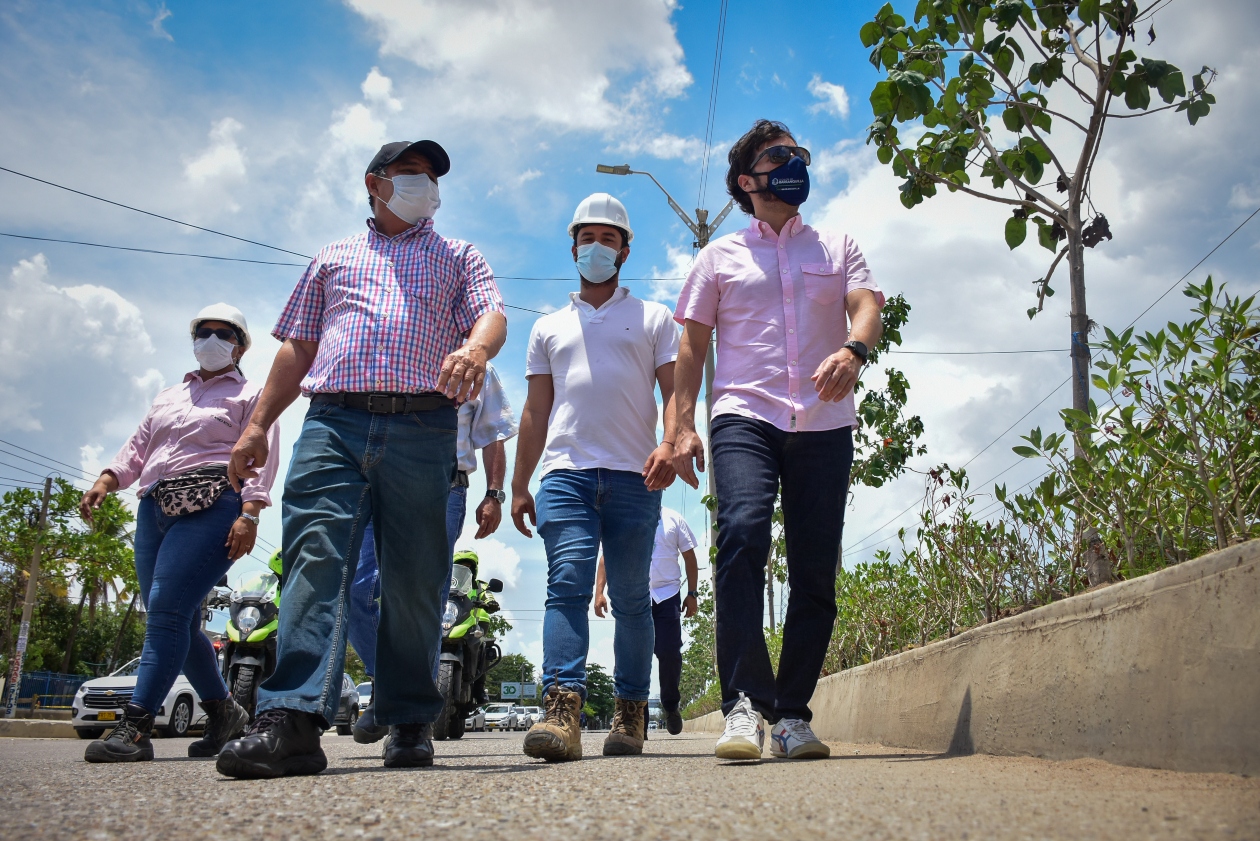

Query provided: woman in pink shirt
[77,303,279,764]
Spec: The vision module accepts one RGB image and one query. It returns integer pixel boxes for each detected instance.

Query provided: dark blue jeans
[652,592,683,712]
[347,484,467,678]
[710,415,853,723]
[131,490,240,713]
[537,469,660,701]
[256,401,456,727]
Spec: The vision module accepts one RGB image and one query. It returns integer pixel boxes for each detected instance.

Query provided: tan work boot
[522,685,583,762]
[602,697,648,756]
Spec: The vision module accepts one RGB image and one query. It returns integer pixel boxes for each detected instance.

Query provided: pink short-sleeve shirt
[674,215,884,433]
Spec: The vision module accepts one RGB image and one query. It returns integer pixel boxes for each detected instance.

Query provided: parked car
[71,658,207,740]
[519,705,543,728]
[465,706,486,732]
[331,673,360,736]
[512,705,529,730]
[355,681,373,708]
[483,703,518,731]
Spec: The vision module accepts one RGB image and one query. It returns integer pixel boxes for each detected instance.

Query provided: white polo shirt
[649,507,699,603]
[525,287,679,477]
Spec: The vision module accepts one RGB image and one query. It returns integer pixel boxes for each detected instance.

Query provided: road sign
[500,682,521,700]
[522,683,537,698]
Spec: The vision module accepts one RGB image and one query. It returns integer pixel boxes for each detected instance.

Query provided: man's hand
[79,474,118,522]
[438,344,487,403]
[228,422,270,492]
[593,591,609,618]
[511,489,536,538]
[642,443,677,492]
[671,426,706,490]
[812,347,863,403]
[225,517,256,561]
[683,593,698,618]
[475,496,502,539]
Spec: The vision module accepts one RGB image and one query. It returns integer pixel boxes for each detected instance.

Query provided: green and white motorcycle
[209,559,281,719]
[434,554,504,741]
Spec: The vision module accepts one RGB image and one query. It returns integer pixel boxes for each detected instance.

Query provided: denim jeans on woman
[537,468,660,701]
[347,484,467,678]
[256,400,456,727]
[710,414,853,723]
[131,489,241,713]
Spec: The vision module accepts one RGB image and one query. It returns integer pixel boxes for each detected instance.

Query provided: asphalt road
[2,730,1257,840]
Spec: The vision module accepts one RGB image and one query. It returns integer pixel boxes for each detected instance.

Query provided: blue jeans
[536,468,660,701]
[131,490,240,713]
[257,401,457,727]
[347,484,467,678]
[711,415,853,723]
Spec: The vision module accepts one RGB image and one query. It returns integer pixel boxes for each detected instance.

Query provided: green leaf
[1002,107,1024,131]
[958,52,974,75]
[870,81,895,116]
[1078,0,1100,25]
[995,46,1015,77]
[1005,215,1028,249]
[1022,148,1044,183]
[1156,69,1186,103]
[1124,73,1151,110]
[1012,445,1039,458]
[877,145,894,165]
[860,21,882,48]
[1036,219,1057,251]
[1032,109,1052,131]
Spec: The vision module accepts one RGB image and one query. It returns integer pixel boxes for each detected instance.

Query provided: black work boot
[215,708,327,779]
[352,687,389,744]
[665,706,684,735]
[84,703,154,763]
[382,722,435,768]
[188,696,250,758]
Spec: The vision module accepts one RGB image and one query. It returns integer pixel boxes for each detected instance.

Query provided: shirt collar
[366,216,434,243]
[568,286,630,318]
[185,369,245,385]
[749,214,806,240]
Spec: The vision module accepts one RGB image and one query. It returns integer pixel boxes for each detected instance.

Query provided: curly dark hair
[726,119,796,215]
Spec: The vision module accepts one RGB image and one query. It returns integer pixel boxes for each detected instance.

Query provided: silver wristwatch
[485,489,506,504]
[238,513,260,525]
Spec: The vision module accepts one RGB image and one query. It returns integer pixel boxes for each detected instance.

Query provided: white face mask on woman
[194,336,237,372]
[378,174,441,225]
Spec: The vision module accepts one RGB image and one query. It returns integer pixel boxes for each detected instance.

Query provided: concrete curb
[0,718,77,738]
[687,540,1260,775]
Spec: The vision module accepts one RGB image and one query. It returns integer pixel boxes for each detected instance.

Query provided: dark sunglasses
[749,144,811,171]
[195,327,239,343]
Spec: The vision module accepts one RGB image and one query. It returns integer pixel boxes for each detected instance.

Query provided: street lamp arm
[709,199,735,235]
[629,169,700,238]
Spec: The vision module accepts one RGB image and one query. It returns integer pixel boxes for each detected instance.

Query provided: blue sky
[3,0,1258,686]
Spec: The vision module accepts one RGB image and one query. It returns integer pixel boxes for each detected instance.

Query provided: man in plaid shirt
[218,139,506,778]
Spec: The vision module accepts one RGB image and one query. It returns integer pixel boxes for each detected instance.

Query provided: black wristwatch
[687,590,699,599]
[485,489,506,504]
[842,340,869,364]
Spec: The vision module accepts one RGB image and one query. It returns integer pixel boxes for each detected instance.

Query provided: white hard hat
[568,192,633,243]
[190,303,252,350]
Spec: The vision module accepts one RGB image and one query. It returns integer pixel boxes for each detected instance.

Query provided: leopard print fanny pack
[147,465,232,517]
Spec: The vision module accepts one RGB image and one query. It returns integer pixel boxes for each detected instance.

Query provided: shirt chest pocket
[799,262,844,306]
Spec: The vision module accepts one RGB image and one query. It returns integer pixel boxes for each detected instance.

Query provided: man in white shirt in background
[594,506,699,735]
[511,193,679,762]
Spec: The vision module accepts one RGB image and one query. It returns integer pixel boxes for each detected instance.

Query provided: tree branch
[958,108,1067,220]
[995,97,1090,133]
[890,146,1031,210]
[1067,24,1101,79]
[1016,20,1097,106]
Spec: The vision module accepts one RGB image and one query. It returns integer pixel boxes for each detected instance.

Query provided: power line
[0,165,312,259]
[888,348,1068,355]
[0,232,308,267]
[696,0,730,210]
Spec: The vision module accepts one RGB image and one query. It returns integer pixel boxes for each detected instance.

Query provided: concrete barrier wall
[687,540,1260,775]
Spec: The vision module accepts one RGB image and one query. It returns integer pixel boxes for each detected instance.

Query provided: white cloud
[613,132,706,162]
[182,117,248,214]
[360,66,402,112]
[487,168,544,197]
[454,523,522,589]
[647,243,694,303]
[808,74,850,119]
[150,3,173,41]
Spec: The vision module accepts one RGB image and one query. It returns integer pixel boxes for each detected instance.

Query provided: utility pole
[595,163,734,542]
[5,477,52,719]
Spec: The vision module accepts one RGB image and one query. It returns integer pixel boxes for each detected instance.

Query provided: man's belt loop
[338,392,346,409]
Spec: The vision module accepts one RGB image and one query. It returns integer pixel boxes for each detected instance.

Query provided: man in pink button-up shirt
[671,119,884,761]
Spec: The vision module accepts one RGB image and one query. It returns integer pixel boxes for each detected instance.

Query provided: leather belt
[311,392,454,414]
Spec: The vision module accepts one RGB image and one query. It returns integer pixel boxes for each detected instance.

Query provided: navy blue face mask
[749,155,810,206]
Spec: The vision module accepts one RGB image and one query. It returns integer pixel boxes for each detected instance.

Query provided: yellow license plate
[97,710,117,721]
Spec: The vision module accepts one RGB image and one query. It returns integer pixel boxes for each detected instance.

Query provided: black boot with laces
[382,722,434,768]
[187,696,250,758]
[215,708,327,779]
[84,703,154,763]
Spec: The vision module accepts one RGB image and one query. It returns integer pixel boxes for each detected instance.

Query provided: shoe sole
[215,750,328,779]
[715,739,763,760]
[352,726,389,745]
[771,744,831,759]
[84,747,154,763]
[522,731,581,762]
[186,744,221,758]
[382,754,434,768]
[601,738,644,756]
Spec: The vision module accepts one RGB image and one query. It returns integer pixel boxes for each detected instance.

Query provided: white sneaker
[715,692,764,760]
[770,718,830,759]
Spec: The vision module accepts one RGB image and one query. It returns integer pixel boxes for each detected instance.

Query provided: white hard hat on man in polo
[189,302,252,350]
[569,192,634,243]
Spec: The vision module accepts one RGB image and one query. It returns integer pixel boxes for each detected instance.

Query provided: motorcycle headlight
[442,600,459,630]
[237,606,261,635]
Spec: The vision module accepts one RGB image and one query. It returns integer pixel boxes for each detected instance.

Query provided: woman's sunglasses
[195,327,239,343]
[749,144,811,171]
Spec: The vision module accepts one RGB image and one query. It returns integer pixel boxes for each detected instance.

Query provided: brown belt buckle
[367,393,398,413]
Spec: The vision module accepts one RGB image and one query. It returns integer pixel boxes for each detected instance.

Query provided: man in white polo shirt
[511,193,679,762]
[594,506,698,735]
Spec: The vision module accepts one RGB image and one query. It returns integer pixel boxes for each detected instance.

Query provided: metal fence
[15,670,90,711]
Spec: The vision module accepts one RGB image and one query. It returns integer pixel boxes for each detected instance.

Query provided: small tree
[861,0,1217,427]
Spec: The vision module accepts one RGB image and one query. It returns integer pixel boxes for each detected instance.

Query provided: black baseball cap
[366,140,451,177]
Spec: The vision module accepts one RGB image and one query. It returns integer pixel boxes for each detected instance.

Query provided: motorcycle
[207,569,280,719]
[434,565,504,741]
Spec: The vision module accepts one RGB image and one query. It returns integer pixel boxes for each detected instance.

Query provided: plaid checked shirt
[274,218,504,394]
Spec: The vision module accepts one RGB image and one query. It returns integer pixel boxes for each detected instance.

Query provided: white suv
[71,658,207,739]
[483,703,519,731]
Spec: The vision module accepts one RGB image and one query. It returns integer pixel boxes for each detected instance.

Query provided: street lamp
[596,164,734,540]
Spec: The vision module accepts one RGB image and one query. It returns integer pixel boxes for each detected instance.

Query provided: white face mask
[194,336,237,372]
[379,174,441,225]
[575,242,622,283]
